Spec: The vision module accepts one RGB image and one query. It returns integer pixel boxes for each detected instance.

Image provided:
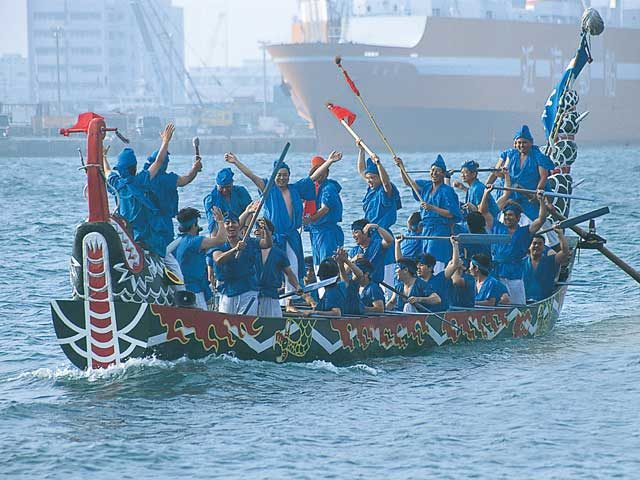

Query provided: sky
[0,0,298,67]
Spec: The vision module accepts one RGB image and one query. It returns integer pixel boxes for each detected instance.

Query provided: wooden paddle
[546,204,640,284]
[402,234,512,245]
[492,185,596,202]
[538,206,610,235]
[278,275,339,299]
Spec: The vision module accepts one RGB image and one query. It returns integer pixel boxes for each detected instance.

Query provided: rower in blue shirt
[211,212,272,315]
[203,167,252,234]
[173,207,227,309]
[349,219,394,285]
[469,253,510,306]
[389,259,436,313]
[400,212,424,260]
[356,143,402,292]
[103,123,173,256]
[415,253,451,312]
[335,249,384,314]
[303,152,345,268]
[452,160,500,219]
[143,143,202,254]
[395,154,462,273]
[223,152,316,296]
[253,217,303,317]
[486,125,555,223]
[523,228,570,302]
[479,174,547,305]
[447,236,476,309]
[301,258,346,317]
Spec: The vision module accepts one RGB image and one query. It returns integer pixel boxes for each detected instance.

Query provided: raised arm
[365,223,393,248]
[479,186,497,230]
[394,156,421,197]
[444,236,460,279]
[149,123,174,179]
[201,207,227,249]
[224,152,266,191]
[536,165,549,191]
[528,191,547,233]
[395,235,405,263]
[374,156,393,195]
[356,142,367,180]
[310,150,342,182]
[485,156,505,186]
[102,147,112,176]
[553,227,570,265]
[177,154,202,187]
[494,171,512,210]
[256,218,273,249]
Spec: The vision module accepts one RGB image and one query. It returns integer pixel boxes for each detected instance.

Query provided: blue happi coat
[203,185,252,233]
[261,176,316,281]
[174,234,212,300]
[499,146,554,220]
[476,275,509,306]
[212,238,261,297]
[523,254,559,301]
[466,179,499,219]
[349,232,387,284]
[414,180,462,263]
[256,246,290,299]
[362,182,402,231]
[308,178,344,265]
[107,170,164,256]
[491,222,533,280]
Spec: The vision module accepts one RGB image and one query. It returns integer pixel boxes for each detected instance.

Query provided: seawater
[1,146,640,479]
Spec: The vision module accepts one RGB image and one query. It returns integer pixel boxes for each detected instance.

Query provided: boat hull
[51,288,567,369]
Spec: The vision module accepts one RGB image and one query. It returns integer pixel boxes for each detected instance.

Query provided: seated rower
[349,219,394,296]
[211,212,272,315]
[301,258,345,317]
[469,253,510,306]
[448,236,476,309]
[253,217,303,318]
[523,227,570,302]
[400,212,424,260]
[173,207,227,310]
[335,249,384,314]
[388,259,436,313]
[479,176,547,305]
[460,211,491,267]
[303,255,319,305]
[415,253,451,312]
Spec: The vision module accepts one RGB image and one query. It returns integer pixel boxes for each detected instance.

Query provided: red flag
[327,103,356,126]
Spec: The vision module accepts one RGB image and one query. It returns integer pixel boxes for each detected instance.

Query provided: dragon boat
[51,109,584,370]
[52,11,617,370]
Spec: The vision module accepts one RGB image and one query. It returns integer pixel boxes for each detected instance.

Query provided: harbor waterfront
[1,146,640,478]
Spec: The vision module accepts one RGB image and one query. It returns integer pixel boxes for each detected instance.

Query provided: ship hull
[268,16,639,151]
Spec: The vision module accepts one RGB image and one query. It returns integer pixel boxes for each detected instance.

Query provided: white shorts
[499,278,525,305]
[219,290,259,315]
[163,251,185,291]
[382,263,395,302]
[258,296,283,318]
[194,292,208,310]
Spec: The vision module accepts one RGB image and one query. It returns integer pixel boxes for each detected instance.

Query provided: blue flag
[541,33,591,139]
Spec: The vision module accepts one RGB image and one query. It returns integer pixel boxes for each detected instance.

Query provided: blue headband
[503,203,523,215]
[115,148,137,174]
[216,167,234,187]
[178,217,198,230]
[432,154,446,172]
[397,260,417,275]
[471,258,490,275]
[351,220,368,232]
[514,125,533,142]
[223,211,239,222]
[274,161,290,173]
[461,160,479,172]
[364,158,378,175]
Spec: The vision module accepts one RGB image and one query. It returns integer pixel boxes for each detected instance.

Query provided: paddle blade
[327,103,356,126]
[557,206,610,229]
[457,234,512,245]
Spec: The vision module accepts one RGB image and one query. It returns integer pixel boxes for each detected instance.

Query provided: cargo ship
[267,0,640,151]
